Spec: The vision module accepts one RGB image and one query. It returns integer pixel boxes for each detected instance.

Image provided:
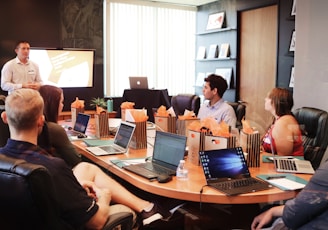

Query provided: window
[104,0,196,97]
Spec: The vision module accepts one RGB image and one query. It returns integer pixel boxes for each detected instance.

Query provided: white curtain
[104,0,196,97]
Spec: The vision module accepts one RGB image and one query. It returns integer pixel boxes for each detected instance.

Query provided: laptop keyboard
[212,178,266,190]
[276,159,297,171]
[142,163,175,175]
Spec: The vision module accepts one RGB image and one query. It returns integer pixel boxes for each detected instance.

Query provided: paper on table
[268,178,305,190]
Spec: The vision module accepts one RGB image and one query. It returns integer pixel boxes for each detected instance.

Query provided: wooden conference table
[68,120,312,205]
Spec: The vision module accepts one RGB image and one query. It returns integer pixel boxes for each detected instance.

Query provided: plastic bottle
[176,160,188,180]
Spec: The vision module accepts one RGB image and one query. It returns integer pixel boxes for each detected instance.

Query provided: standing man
[197,74,237,127]
[1,41,42,94]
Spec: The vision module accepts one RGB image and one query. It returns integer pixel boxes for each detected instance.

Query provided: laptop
[66,113,90,138]
[86,121,136,156]
[129,76,149,89]
[122,131,187,180]
[199,147,273,196]
[268,136,315,174]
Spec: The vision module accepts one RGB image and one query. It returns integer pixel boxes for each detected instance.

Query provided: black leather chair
[293,107,328,170]
[171,94,200,116]
[226,101,246,130]
[0,154,134,230]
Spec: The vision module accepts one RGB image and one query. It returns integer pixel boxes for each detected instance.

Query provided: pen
[267,176,286,180]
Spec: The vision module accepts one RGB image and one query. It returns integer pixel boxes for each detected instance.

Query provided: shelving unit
[195,25,237,102]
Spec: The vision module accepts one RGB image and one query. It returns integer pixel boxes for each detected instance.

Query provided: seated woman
[262,87,303,156]
[37,85,172,228]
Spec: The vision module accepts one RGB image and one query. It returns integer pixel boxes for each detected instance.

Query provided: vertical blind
[104,0,196,97]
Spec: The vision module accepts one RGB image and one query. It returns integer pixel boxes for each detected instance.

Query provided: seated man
[197,74,236,128]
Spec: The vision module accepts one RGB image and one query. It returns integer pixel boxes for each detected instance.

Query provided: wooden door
[239,5,277,135]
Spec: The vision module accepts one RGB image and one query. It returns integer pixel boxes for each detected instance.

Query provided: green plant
[90,97,107,109]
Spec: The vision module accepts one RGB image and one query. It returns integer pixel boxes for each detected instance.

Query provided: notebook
[269,135,315,174]
[129,76,149,89]
[122,131,187,180]
[199,147,273,196]
[66,113,90,138]
[86,121,136,156]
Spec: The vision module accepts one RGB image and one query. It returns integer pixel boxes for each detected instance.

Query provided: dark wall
[0,0,104,111]
[0,0,293,110]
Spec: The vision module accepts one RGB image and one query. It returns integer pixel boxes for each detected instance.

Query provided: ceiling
[140,0,218,7]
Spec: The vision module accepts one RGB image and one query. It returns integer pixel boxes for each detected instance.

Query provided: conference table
[67,119,312,205]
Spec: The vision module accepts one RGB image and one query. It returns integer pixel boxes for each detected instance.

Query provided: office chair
[0,154,134,230]
[171,94,200,116]
[293,107,328,170]
[226,101,246,130]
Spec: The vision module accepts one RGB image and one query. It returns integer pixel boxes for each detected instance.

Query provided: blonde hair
[5,89,44,130]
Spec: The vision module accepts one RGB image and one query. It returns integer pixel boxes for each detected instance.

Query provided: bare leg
[73,162,151,212]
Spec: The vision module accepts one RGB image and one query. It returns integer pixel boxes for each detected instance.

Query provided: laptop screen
[113,122,136,148]
[152,131,187,167]
[73,113,90,133]
[199,147,250,180]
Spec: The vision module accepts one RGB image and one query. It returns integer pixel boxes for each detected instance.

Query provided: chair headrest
[293,107,328,138]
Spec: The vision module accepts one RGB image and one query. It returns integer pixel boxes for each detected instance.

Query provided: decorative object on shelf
[196,46,206,59]
[206,12,225,30]
[218,43,230,58]
[289,66,295,88]
[90,97,107,114]
[207,44,218,59]
[291,0,296,16]
[215,68,233,89]
[289,30,296,52]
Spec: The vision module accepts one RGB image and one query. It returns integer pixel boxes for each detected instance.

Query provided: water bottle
[176,160,188,180]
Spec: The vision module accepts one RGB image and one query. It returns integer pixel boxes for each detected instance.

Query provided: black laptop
[123,131,187,180]
[199,147,273,196]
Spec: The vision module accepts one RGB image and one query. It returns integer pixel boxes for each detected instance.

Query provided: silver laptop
[122,131,187,179]
[129,76,148,89]
[86,121,136,156]
[269,136,315,174]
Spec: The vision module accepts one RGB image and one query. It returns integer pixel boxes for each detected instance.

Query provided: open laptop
[268,136,315,174]
[199,147,273,196]
[86,121,136,156]
[122,131,187,180]
[129,76,149,89]
[66,113,90,138]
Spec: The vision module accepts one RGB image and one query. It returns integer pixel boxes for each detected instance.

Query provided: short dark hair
[15,40,30,49]
[204,74,228,97]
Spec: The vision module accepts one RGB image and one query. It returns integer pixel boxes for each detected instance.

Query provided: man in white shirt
[197,74,237,127]
[1,41,42,94]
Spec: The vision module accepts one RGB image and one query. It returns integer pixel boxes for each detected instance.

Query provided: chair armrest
[102,212,133,230]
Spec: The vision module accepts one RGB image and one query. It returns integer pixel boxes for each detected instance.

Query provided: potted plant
[90,97,107,114]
